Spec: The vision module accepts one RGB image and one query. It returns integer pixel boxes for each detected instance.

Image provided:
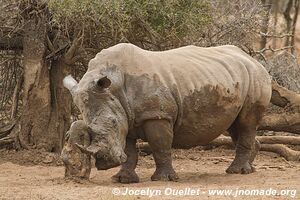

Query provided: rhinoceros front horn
[63,75,78,94]
[75,143,102,156]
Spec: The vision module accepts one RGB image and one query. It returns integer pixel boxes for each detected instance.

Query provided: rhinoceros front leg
[226,104,264,174]
[143,119,178,181]
[112,138,139,183]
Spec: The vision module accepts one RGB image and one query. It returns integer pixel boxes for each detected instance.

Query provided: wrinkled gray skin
[63,43,272,183]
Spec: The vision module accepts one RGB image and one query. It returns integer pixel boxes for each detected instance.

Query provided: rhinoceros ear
[96,76,111,89]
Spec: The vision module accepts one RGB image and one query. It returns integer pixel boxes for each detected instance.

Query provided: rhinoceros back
[88,43,271,147]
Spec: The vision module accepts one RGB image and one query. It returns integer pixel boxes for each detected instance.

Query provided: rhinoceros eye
[96,76,111,89]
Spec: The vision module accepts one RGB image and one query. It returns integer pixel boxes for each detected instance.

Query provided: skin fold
[63,43,272,183]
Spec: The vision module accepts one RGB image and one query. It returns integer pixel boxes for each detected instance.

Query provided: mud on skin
[63,43,272,183]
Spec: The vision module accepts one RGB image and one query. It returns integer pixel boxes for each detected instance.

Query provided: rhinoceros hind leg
[112,138,139,183]
[226,103,265,174]
[143,119,179,181]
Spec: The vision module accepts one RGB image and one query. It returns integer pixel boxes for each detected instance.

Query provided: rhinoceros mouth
[95,157,121,170]
[95,151,127,170]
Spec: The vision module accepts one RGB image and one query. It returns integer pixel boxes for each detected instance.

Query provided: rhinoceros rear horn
[63,75,78,94]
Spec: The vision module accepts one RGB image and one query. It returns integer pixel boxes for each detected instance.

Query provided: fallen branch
[259,113,300,134]
[137,135,300,161]
[260,144,300,161]
[209,136,300,146]
[209,136,300,161]
[257,81,300,134]
[256,135,300,145]
[270,81,300,108]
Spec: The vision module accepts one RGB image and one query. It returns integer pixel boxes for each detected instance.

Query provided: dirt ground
[0,146,299,200]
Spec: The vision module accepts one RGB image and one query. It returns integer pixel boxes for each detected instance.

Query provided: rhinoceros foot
[225,161,255,174]
[151,167,179,181]
[112,169,139,183]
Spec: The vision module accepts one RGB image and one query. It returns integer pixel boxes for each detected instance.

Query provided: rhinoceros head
[63,67,128,170]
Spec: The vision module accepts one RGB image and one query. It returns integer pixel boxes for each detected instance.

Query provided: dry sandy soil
[0,146,299,200]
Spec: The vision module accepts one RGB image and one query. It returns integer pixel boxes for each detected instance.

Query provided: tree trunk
[15,2,72,152]
[17,6,50,150]
[18,38,72,152]
[0,2,83,152]
[48,59,73,151]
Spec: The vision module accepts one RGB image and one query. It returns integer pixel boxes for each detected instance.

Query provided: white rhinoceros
[63,43,271,183]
